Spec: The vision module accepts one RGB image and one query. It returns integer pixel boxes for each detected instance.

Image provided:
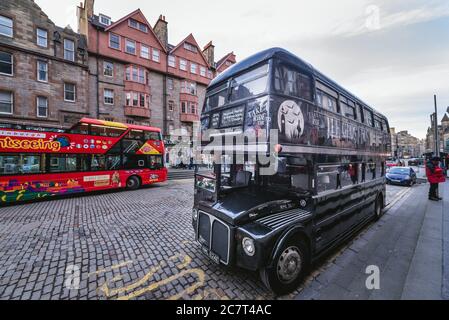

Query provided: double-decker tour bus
[0,118,167,204]
[193,48,391,294]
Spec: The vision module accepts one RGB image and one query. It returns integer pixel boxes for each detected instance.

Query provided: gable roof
[103,9,167,53]
[169,33,210,67]
[442,113,449,123]
[216,52,235,70]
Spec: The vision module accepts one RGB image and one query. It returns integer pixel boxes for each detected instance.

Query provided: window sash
[64,39,75,61]
[152,49,160,62]
[0,91,13,114]
[0,16,13,37]
[36,96,48,117]
[125,40,136,54]
[36,28,47,47]
[37,61,48,82]
[64,84,76,102]
[0,51,13,75]
[103,61,113,77]
[180,60,187,71]
[190,63,197,74]
[104,89,114,104]
[109,33,120,49]
[200,67,206,77]
[141,45,150,59]
[168,55,176,67]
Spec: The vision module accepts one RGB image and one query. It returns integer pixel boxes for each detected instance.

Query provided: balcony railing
[124,106,151,118]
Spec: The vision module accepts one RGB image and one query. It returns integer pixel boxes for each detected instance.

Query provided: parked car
[386,167,417,187]
[408,158,424,166]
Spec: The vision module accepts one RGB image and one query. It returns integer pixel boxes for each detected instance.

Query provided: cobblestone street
[0,180,410,300]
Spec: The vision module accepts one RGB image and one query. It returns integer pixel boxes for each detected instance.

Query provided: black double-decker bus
[193,48,391,294]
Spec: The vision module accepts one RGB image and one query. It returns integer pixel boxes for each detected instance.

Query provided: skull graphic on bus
[277,100,305,141]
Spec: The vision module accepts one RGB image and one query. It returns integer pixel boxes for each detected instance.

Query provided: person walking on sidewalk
[426,157,446,201]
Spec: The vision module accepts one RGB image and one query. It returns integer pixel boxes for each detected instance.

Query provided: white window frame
[140,45,150,59]
[0,90,13,115]
[64,83,76,102]
[180,59,187,71]
[63,39,75,62]
[99,14,111,26]
[36,28,48,47]
[125,39,136,55]
[104,89,114,105]
[37,60,48,82]
[36,96,48,118]
[190,63,197,74]
[0,15,13,38]
[168,55,176,68]
[109,33,121,50]
[152,48,160,62]
[200,66,206,77]
[0,51,13,76]
[103,61,113,77]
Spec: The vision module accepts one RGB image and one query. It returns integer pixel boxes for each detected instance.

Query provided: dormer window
[128,19,148,33]
[99,14,111,26]
[184,42,197,53]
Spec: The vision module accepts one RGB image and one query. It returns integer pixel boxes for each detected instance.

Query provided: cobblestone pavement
[0,181,408,300]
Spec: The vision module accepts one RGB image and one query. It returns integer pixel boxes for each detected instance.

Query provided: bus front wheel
[126,176,141,190]
[260,238,308,295]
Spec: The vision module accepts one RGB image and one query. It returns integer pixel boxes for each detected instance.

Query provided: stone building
[77,0,237,165]
[426,107,449,154]
[0,0,89,130]
[390,128,422,158]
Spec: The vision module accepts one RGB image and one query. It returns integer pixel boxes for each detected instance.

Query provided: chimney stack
[154,15,168,50]
[203,41,215,68]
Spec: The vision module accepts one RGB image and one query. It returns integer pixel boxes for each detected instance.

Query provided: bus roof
[79,118,161,133]
[210,47,386,120]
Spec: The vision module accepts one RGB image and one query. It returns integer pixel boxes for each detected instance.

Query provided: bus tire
[374,194,384,221]
[260,237,308,295]
[126,176,141,190]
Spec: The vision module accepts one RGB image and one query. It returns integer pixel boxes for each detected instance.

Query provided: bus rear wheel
[126,176,141,190]
[260,238,308,295]
[374,195,384,220]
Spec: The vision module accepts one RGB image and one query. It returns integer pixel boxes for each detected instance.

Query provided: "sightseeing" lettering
[0,137,61,152]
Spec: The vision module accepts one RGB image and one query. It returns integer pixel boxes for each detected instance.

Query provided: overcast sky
[35,0,449,139]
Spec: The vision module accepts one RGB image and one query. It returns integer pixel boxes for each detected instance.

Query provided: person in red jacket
[426,157,446,201]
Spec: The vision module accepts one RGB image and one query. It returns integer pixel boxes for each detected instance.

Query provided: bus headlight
[192,209,199,221]
[242,237,256,257]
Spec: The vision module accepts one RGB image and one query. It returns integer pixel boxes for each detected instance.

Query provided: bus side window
[0,154,42,175]
[48,155,77,173]
[367,162,376,180]
[317,165,339,193]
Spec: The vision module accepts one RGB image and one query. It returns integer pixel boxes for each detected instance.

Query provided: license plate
[200,244,220,265]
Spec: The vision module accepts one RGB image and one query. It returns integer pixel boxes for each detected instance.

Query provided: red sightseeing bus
[0,118,167,204]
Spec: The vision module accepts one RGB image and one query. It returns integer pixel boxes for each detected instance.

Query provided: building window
[181,101,187,113]
[138,69,145,84]
[167,78,174,90]
[128,19,148,33]
[200,66,206,77]
[125,39,136,55]
[64,39,75,61]
[180,59,187,71]
[0,15,13,38]
[168,55,176,68]
[207,70,213,79]
[126,66,146,84]
[37,60,48,82]
[64,83,76,102]
[152,48,160,62]
[182,81,197,95]
[168,100,174,112]
[190,102,197,115]
[99,14,111,26]
[109,33,120,50]
[0,51,13,76]
[36,96,48,118]
[190,63,197,74]
[184,42,197,53]
[36,28,48,47]
[104,89,114,105]
[103,61,113,77]
[141,45,150,59]
[0,90,13,114]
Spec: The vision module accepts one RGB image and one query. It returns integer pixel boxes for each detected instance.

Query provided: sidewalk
[296,181,448,300]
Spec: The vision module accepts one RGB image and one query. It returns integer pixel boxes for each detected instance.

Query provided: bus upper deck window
[229,64,269,102]
[206,83,228,110]
[274,64,312,101]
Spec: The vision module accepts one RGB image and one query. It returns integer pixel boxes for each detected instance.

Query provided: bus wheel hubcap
[277,247,301,283]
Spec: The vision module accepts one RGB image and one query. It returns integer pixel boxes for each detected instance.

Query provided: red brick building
[77,0,237,165]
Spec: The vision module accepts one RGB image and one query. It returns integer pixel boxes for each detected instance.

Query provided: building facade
[0,0,89,130]
[77,0,237,166]
[390,128,422,158]
[426,107,449,154]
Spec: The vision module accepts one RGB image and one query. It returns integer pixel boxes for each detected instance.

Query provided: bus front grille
[197,212,230,265]
[257,209,312,230]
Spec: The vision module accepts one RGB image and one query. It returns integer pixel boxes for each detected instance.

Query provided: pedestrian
[426,157,446,201]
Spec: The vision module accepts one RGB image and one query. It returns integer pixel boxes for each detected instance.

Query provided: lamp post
[434,95,439,157]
